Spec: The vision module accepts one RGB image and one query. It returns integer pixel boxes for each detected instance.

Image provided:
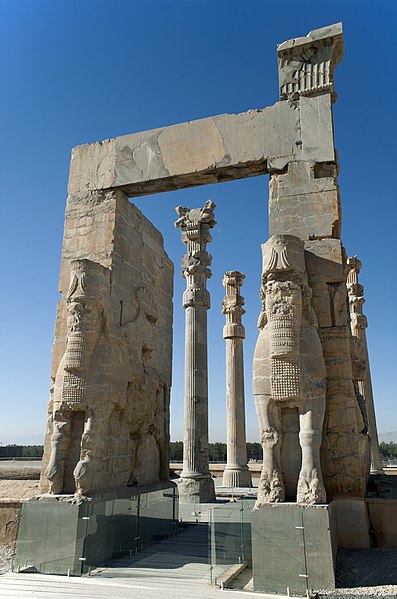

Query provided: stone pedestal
[222,272,252,488]
[252,503,336,596]
[175,202,216,503]
[13,482,178,576]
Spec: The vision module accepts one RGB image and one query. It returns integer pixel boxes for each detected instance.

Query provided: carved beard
[268,301,302,401]
[62,330,98,406]
[268,303,300,360]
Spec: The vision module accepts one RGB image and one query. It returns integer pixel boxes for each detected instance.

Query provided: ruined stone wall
[41,189,173,494]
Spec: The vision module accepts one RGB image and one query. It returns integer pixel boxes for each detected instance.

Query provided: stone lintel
[68,102,300,196]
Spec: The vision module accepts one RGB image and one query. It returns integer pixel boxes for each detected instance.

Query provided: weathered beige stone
[299,95,336,163]
[347,256,383,474]
[366,499,397,547]
[68,102,301,197]
[253,235,327,506]
[41,21,372,510]
[332,498,370,548]
[277,23,343,101]
[0,501,20,548]
[222,271,252,488]
[269,161,341,240]
[41,190,173,496]
[175,202,216,503]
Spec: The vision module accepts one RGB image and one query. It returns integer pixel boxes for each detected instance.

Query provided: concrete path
[0,523,288,599]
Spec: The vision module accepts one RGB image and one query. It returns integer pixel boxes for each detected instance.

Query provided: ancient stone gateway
[40,23,376,512]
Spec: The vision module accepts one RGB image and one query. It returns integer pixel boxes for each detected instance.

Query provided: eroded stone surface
[277,22,343,101]
[269,161,341,240]
[253,235,327,506]
[68,103,300,197]
[222,271,252,488]
[175,201,216,503]
[347,256,383,474]
[43,21,373,508]
[41,190,173,495]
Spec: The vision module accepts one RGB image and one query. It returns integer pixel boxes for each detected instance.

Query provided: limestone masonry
[41,191,173,495]
[40,22,376,506]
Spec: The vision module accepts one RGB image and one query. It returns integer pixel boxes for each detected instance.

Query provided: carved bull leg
[255,395,285,505]
[45,412,71,494]
[73,408,106,495]
[297,401,326,504]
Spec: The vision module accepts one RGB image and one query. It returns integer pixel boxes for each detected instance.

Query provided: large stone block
[305,238,345,284]
[68,102,301,197]
[269,161,341,240]
[331,498,370,548]
[252,503,336,595]
[366,499,397,547]
[299,94,335,162]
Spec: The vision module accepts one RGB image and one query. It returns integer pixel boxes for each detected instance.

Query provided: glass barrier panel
[209,499,254,585]
[13,501,84,575]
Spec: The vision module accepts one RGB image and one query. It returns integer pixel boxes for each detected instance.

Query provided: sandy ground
[0,479,39,500]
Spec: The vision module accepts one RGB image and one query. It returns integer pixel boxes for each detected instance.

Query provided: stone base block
[252,503,336,596]
[366,499,397,548]
[13,482,178,576]
[177,475,215,504]
[332,498,370,548]
[222,467,252,488]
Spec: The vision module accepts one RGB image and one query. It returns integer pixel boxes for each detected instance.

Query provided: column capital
[175,201,216,294]
[222,271,245,339]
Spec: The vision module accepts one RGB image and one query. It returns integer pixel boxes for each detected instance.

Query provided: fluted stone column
[347,256,383,474]
[175,201,216,503]
[222,272,252,488]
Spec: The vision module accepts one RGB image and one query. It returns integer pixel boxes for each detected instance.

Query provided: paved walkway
[0,523,287,599]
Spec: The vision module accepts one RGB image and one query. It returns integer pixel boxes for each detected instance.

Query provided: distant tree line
[0,445,44,458]
[169,441,262,462]
[379,442,397,460]
[2,442,395,463]
[0,442,262,462]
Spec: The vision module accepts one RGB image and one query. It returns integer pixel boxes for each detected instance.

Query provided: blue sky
[0,0,396,445]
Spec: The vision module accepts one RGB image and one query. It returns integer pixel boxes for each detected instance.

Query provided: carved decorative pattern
[62,372,86,405]
[277,24,343,102]
[279,58,332,98]
[271,359,301,400]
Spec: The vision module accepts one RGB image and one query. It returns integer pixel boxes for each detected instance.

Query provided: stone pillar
[40,190,174,495]
[175,201,216,503]
[222,271,252,488]
[267,24,371,499]
[347,256,383,474]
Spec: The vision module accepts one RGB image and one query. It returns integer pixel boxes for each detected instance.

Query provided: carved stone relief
[253,235,327,506]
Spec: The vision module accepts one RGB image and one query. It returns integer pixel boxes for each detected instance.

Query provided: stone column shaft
[183,303,210,477]
[222,271,252,488]
[175,201,216,503]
